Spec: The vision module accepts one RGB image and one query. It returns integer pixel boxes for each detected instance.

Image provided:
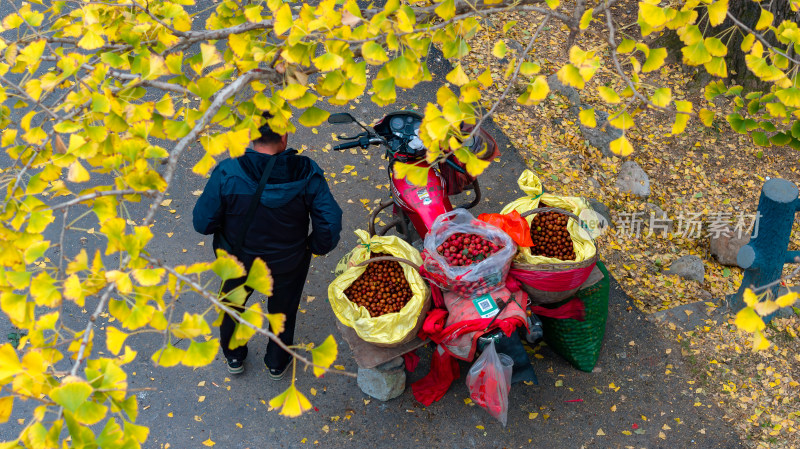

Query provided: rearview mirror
[328,113,356,124]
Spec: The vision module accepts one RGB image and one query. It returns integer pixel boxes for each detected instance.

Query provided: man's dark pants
[218,250,312,371]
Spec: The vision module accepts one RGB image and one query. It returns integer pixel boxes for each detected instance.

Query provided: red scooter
[329,111,539,386]
[327,111,499,243]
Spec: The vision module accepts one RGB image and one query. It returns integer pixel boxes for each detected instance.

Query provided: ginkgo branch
[130,0,187,37]
[142,68,281,227]
[0,74,60,120]
[726,11,800,66]
[40,57,192,94]
[750,260,800,294]
[174,20,276,53]
[46,189,156,212]
[69,283,118,377]
[467,15,551,146]
[567,0,587,48]
[600,1,692,131]
[57,207,69,280]
[146,256,356,378]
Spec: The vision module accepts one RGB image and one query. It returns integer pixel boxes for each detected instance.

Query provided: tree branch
[726,11,800,66]
[0,74,60,120]
[142,68,281,227]
[46,189,156,212]
[69,284,117,376]
[130,0,187,37]
[145,255,356,378]
[468,15,552,145]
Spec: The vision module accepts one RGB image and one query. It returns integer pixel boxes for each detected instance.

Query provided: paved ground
[1,8,744,449]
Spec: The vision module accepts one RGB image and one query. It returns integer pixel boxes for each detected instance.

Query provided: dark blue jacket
[193,148,343,274]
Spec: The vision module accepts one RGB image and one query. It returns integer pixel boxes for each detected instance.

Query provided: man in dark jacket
[193,112,343,378]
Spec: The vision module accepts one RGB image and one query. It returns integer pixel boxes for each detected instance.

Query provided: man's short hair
[254,111,283,145]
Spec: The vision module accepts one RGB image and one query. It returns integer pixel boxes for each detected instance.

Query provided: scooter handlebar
[333,137,384,151]
[332,140,362,151]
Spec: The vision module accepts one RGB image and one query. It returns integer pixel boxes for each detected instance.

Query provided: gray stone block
[665,255,705,283]
[615,161,650,198]
[357,358,406,402]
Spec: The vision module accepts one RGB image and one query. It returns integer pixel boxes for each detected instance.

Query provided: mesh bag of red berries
[422,209,517,298]
[328,230,431,347]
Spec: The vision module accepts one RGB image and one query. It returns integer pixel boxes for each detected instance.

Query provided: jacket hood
[235,148,323,208]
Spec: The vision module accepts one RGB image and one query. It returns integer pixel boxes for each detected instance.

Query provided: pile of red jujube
[344,256,413,317]
[437,232,502,267]
[529,205,576,260]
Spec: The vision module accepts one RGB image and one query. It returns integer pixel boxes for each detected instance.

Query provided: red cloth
[477,211,533,247]
[530,298,586,321]
[509,265,595,292]
[419,308,448,340]
[411,346,460,406]
[403,350,420,373]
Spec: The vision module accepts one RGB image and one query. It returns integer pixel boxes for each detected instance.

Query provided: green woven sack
[538,261,609,372]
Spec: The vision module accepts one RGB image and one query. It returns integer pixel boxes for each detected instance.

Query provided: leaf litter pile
[459,1,800,447]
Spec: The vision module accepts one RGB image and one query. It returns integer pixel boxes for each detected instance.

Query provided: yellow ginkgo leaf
[446,64,470,86]
[753,299,779,316]
[609,136,634,157]
[64,274,85,306]
[743,288,759,307]
[131,268,165,286]
[269,383,312,417]
[751,329,770,351]
[477,68,493,88]
[734,306,765,333]
[0,396,12,423]
[579,108,597,127]
[597,86,620,104]
[267,313,286,336]
[311,335,338,377]
[105,326,128,355]
[454,148,490,177]
[492,41,507,59]
[393,162,430,186]
[202,438,216,447]
[707,0,728,26]
[67,161,90,183]
[77,30,105,50]
[609,111,635,130]
[776,292,798,308]
[698,108,715,127]
[756,8,774,30]
[245,258,273,296]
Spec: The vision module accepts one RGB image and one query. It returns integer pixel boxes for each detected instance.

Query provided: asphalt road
[0,4,743,448]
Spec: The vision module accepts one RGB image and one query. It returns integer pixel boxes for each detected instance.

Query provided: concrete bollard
[733,178,800,321]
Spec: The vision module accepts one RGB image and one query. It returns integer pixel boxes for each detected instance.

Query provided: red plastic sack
[466,340,513,427]
[477,211,533,247]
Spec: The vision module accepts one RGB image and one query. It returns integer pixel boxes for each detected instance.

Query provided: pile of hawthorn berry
[529,205,576,260]
[437,232,502,267]
[344,256,413,317]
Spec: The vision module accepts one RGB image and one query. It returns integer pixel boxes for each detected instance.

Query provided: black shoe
[267,364,289,381]
[226,358,245,374]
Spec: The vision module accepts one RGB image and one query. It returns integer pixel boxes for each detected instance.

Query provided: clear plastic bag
[466,340,513,426]
[422,209,516,297]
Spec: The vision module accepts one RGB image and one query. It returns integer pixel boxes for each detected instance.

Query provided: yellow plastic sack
[328,230,430,345]
[501,170,596,264]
